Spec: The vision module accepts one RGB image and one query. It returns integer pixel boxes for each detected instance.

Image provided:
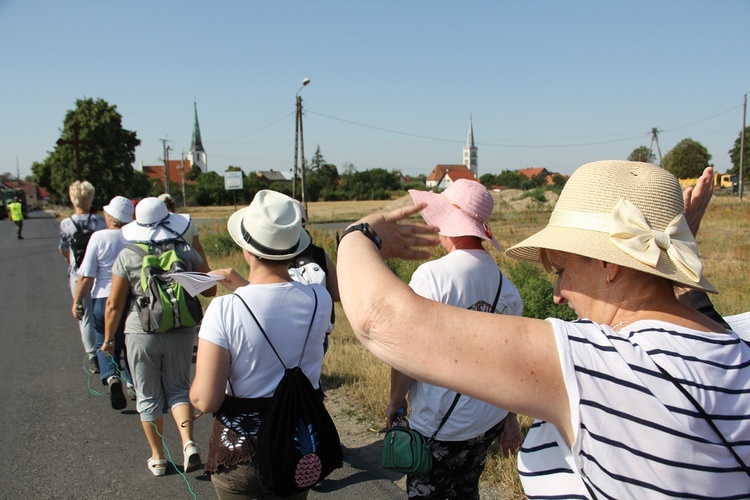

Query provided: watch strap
[340,222,382,250]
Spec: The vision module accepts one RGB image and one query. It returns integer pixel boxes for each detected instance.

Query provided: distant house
[425,164,475,190]
[437,169,477,191]
[141,159,196,191]
[517,167,559,185]
[257,170,288,183]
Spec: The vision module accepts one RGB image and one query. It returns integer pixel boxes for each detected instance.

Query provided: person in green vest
[7,197,24,239]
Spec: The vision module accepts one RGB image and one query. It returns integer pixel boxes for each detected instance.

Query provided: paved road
[0,212,403,499]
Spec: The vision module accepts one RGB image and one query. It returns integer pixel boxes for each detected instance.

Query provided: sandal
[147,457,167,477]
[183,440,202,473]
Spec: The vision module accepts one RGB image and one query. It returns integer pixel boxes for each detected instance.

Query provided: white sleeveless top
[519,318,750,499]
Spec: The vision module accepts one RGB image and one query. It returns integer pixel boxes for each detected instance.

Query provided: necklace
[610,298,675,331]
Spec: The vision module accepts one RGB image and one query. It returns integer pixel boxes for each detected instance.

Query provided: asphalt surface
[0,211,404,499]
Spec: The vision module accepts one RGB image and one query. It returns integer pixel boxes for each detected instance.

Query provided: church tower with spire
[187,100,207,173]
[463,116,477,179]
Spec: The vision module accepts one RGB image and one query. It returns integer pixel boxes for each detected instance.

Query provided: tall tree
[728,126,750,177]
[662,138,711,179]
[628,146,656,163]
[32,97,140,202]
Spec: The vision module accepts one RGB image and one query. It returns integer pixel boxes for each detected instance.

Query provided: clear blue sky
[1,0,748,182]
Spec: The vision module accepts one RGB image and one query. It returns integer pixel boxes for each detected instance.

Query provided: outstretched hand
[357,204,439,259]
[683,166,714,237]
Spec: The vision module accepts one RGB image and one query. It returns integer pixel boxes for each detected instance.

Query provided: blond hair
[68,181,95,210]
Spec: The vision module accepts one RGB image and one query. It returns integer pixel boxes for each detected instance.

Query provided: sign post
[224,171,244,211]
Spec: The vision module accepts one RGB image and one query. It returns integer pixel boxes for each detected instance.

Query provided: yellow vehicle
[679,173,738,192]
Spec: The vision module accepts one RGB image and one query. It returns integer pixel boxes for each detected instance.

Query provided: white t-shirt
[407,249,523,441]
[518,318,750,498]
[77,229,129,299]
[198,281,333,398]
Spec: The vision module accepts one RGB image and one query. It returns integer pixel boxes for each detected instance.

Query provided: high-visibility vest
[8,202,23,221]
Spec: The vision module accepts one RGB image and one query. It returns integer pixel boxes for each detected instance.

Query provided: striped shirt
[518,318,750,499]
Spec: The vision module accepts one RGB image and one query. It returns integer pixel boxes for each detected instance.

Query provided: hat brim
[409,189,501,252]
[227,207,310,260]
[121,213,191,243]
[506,225,716,293]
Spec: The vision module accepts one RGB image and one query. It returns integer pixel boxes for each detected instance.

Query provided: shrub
[508,261,578,321]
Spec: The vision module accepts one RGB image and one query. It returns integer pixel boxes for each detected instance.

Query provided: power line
[307,105,742,149]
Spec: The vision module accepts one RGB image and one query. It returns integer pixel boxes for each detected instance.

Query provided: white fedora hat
[121,197,191,243]
[227,190,310,260]
[506,160,715,293]
[103,196,134,223]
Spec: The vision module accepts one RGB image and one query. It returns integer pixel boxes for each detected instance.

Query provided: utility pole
[740,93,747,201]
[648,128,663,166]
[57,123,94,181]
[293,78,310,210]
[160,138,172,195]
[180,150,187,208]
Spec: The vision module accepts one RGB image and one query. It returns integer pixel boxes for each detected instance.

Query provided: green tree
[341,168,399,200]
[628,146,656,163]
[662,138,711,179]
[195,171,234,206]
[728,126,750,177]
[32,97,141,202]
[186,164,203,181]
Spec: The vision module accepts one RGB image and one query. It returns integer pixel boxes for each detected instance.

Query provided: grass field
[199,193,748,499]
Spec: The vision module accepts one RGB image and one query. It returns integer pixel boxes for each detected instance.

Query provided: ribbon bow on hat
[609,198,703,283]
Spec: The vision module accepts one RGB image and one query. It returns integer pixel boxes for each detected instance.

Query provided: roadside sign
[224,171,243,190]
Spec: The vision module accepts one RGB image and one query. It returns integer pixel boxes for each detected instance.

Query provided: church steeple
[188,100,207,173]
[463,115,477,179]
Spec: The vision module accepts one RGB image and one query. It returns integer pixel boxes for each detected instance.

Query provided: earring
[606,275,613,284]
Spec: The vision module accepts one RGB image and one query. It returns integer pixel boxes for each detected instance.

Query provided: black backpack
[233,291,343,496]
[70,214,95,269]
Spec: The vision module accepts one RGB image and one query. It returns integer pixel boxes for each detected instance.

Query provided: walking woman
[104,197,215,476]
[190,190,333,499]
[337,161,750,498]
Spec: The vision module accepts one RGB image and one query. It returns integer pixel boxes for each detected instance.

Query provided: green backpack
[129,242,203,333]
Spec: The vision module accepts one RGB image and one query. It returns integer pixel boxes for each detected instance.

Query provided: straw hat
[103,196,134,223]
[121,197,190,243]
[409,179,501,251]
[506,160,715,292]
[227,190,310,260]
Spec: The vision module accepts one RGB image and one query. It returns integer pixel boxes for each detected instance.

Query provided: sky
[1,0,749,182]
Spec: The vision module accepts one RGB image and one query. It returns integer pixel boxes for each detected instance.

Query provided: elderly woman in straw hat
[337,161,750,498]
[104,197,215,477]
[190,190,333,499]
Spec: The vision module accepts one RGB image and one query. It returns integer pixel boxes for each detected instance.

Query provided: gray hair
[68,180,95,211]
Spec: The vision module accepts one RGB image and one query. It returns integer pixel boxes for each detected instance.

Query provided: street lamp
[293,78,310,210]
[740,92,747,201]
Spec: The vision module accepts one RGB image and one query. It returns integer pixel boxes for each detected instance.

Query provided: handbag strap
[428,392,461,442]
[233,289,318,369]
[491,270,503,313]
[654,362,750,477]
[426,271,504,443]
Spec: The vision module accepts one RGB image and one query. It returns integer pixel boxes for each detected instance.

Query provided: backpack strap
[233,288,319,369]
[70,213,91,233]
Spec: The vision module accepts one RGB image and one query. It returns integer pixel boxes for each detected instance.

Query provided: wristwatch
[340,222,382,250]
[103,341,115,347]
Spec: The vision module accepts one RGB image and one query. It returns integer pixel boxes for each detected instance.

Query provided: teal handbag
[382,426,433,474]
[381,393,461,475]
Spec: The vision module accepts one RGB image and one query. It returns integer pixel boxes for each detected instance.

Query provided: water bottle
[393,407,408,428]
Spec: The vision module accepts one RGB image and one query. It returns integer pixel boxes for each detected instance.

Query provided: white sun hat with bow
[506,160,715,293]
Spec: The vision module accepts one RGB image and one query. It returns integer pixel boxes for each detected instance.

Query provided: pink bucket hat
[409,179,500,251]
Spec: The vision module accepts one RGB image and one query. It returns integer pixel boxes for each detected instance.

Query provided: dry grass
[199,193,748,500]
